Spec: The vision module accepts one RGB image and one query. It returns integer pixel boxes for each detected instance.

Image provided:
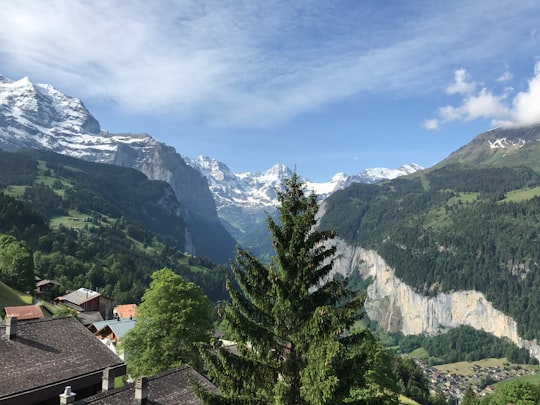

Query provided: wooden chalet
[55,288,114,320]
[35,279,61,294]
[0,316,126,405]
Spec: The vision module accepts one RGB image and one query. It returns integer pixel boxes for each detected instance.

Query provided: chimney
[102,367,115,392]
[59,386,76,404]
[134,376,148,404]
[5,316,17,340]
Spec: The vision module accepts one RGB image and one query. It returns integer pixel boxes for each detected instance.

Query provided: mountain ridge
[0,75,235,263]
[1,74,423,257]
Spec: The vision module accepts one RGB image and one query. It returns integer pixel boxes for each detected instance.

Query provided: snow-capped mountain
[0,74,422,257]
[0,75,235,263]
[184,155,423,242]
[185,155,422,209]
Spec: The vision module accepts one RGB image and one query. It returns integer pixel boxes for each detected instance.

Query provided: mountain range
[4,74,540,363]
[183,154,421,248]
[0,75,421,257]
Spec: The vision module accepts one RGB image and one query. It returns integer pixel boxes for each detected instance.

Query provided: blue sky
[1,1,540,181]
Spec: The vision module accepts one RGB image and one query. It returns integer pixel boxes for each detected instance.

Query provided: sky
[1,1,540,182]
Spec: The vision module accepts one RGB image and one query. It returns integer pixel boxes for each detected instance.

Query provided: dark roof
[36,279,61,287]
[77,311,104,326]
[4,305,44,320]
[74,365,217,404]
[0,316,124,401]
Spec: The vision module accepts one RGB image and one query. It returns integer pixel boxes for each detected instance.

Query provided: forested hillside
[0,149,230,304]
[320,163,540,341]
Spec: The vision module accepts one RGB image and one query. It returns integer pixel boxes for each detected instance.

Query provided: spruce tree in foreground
[199,173,398,404]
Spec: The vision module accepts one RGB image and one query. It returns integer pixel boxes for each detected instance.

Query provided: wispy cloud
[1,0,539,127]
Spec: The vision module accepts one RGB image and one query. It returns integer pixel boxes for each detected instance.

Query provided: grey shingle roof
[0,316,124,402]
[74,365,217,404]
[59,288,100,305]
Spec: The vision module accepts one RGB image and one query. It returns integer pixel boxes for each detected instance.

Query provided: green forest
[320,164,540,341]
[1,151,539,403]
[0,150,230,304]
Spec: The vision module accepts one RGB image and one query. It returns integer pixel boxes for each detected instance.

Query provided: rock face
[0,76,235,263]
[332,237,540,361]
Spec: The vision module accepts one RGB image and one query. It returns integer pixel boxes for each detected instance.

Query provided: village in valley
[2,277,540,404]
[1,281,169,405]
[419,357,540,401]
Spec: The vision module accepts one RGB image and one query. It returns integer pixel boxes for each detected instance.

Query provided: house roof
[74,365,217,404]
[94,319,137,339]
[58,288,100,305]
[36,279,61,287]
[113,304,137,319]
[89,320,110,333]
[4,305,44,320]
[0,316,124,401]
[77,311,104,326]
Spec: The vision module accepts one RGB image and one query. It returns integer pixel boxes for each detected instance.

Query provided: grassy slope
[399,395,420,404]
[0,281,33,315]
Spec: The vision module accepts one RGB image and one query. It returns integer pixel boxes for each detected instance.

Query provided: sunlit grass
[0,281,32,315]
[503,186,540,203]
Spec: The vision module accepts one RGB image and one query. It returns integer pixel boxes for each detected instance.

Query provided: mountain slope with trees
[0,75,236,264]
[320,124,540,342]
[0,149,231,304]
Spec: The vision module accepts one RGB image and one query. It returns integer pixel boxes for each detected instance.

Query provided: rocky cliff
[0,76,235,263]
[332,237,540,361]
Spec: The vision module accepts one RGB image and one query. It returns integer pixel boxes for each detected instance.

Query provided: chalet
[35,279,61,294]
[73,365,217,404]
[112,303,137,320]
[4,304,44,321]
[0,316,126,405]
[56,288,114,320]
[89,318,137,358]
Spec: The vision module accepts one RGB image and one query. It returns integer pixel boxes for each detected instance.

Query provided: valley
[2,74,540,403]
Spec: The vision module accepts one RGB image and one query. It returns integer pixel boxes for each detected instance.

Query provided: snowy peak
[0,75,100,151]
[186,155,423,210]
[488,137,526,149]
[357,163,424,182]
[183,156,293,208]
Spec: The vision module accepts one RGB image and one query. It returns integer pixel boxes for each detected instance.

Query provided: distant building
[55,288,114,320]
[89,318,137,358]
[112,303,137,320]
[35,279,61,294]
[0,316,126,405]
[73,365,217,404]
[4,304,44,321]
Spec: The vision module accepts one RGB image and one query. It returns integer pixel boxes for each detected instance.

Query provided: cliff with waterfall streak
[332,238,540,361]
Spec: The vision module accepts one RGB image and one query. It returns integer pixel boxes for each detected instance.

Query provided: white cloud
[498,61,540,127]
[427,62,540,129]
[423,118,439,130]
[1,1,540,127]
[462,89,509,120]
[497,71,513,82]
[446,68,476,95]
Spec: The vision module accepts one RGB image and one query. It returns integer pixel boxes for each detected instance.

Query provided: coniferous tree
[199,173,398,404]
